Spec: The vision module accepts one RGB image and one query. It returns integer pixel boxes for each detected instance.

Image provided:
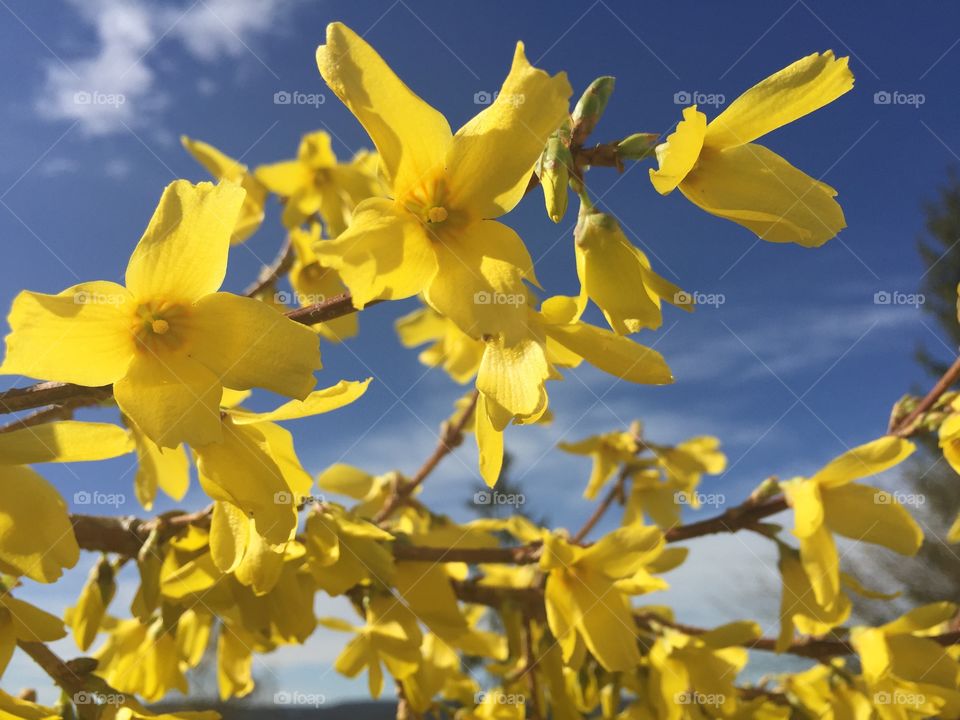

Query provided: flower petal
[678,143,846,247]
[445,42,571,218]
[475,394,504,488]
[705,51,853,150]
[798,523,840,608]
[125,180,245,303]
[255,160,311,197]
[0,282,133,386]
[131,428,189,510]
[822,483,923,555]
[811,436,914,489]
[188,292,320,400]
[0,421,132,465]
[316,23,452,197]
[314,198,437,308]
[477,337,549,430]
[0,465,79,583]
[544,322,673,385]
[649,106,707,195]
[230,379,371,425]
[423,220,535,344]
[114,352,223,449]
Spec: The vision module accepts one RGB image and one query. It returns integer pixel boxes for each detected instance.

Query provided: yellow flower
[574,204,691,334]
[650,51,853,247]
[395,305,485,384]
[0,591,66,676]
[194,379,371,546]
[558,429,641,499]
[0,421,132,582]
[540,524,665,672]
[181,135,267,243]
[852,602,960,719]
[0,180,322,449]
[255,130,382,233]
[94,617,188,702]
[288,223,358,343]
[314,22,571,345]
[319,595,422,698]
[782,436,922,610]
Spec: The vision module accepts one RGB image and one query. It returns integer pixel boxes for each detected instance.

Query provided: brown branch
[373,390,479,524]
[243,236,295,297]
[16,641,87,695]
[889,353,960,436]
[571,465,629,544]
[663,496,788,543]
[0,295,371,417]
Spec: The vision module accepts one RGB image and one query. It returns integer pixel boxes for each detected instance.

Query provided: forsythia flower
[0,591,66,676]
[181,135,267,243]
[0,421,132,582]
[650,51,853,246]
[288,223,358,342]
[255,130,382,233]
[781,436,922,611]
[540,524,666,672]
[574,204,691,334]
[558,429,641,499]
[852,602,960,719]
[314,22,571,346]
[396,306,485,384]
[0,180,322,449]
[195,379,370,546]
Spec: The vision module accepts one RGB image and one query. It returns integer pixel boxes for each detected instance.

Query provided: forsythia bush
[0,20,958,720]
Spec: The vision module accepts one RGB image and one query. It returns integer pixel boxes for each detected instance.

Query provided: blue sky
[2,0,960,705]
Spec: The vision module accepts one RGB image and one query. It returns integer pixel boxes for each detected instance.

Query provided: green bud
[539,135,573,223]
[617,133,660,161]
[571,76,615,144]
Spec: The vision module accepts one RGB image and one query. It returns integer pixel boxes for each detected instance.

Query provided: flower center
[132,302,189,354]
[426,206,448,223]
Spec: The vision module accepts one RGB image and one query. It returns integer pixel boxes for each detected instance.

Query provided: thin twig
[243,236,295,297]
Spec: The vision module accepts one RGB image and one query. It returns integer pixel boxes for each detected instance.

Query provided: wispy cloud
[35,0,300,136]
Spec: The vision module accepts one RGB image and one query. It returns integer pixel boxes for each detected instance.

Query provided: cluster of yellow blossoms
[2,17,958,720]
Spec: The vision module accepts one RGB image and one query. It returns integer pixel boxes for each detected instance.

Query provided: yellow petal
[0,465,79,582]
[881,601,958,635]
[678,143,845,247]
[948,513,960,543]
[188,292,320,400]
[798,524,840,608]
[255,160,311,197]
[125,180,245,303]
[544,322,673,385]
[0,421,132,465]
[114,352,223,449]
[649,106,707,194]
[0,282,133,386]
[445,42,571,219]
[811,436,915,488]
[705,51,853,150]
[424,220,536,344]
[230,379,371,425]
[209,500,250,573]
[822,483,923,555]
[318,464,376,500]
[475,394,504,488]
[4,596,66,641]
[314,198,437,308]
[131,429,189,510]
[194,420,297,546]
[567,568,641,672]
[476,337,549,429]
[217,627,255,700]
[316,22,452,197]
[254,421,312,500]
[783,478,824,537]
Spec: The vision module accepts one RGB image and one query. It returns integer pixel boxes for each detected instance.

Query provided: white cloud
[36,0,300,136]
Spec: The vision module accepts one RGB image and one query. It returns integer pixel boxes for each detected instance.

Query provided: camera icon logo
[673,90,692,105]
[473,90,493,105]
[873,91,891,105]
[74,490,92,505]
[273,491,294,505]
[274,91,292,105]
[874,290,891,305]
[474,491,492,505]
